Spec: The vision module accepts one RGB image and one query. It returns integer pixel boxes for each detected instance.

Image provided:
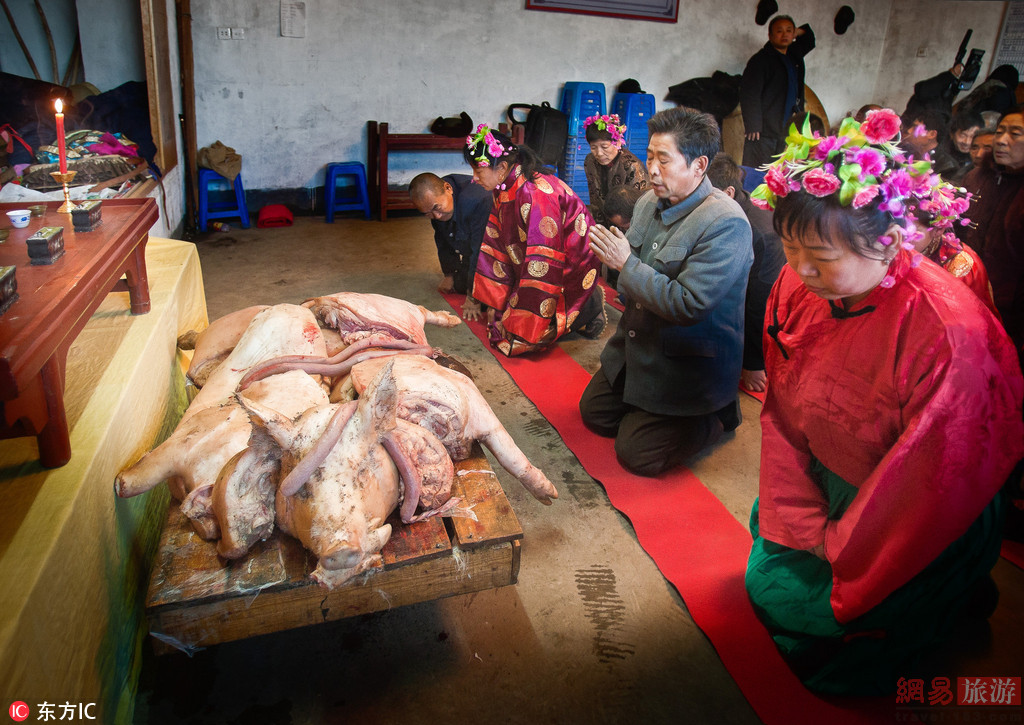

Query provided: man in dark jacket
[706,152,785,395]
[739,15,815,168]
[410,172,491,301]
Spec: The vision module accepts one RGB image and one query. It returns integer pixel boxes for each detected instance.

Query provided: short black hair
[788,112,826,136]
[997,105,1024,127]
[603,186,644,222]
[647,107,720,165]
[706,152,743,193]
[950,109,985,134]
[905,108,949,137]
[768,14,796,32]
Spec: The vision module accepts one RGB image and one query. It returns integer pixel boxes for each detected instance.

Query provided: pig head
[237,359,411,588]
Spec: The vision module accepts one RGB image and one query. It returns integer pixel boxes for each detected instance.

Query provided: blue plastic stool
[198,168,250,230]
[325,162,371,222]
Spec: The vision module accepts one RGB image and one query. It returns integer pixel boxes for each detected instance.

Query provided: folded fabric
[197,140,241,182]
[257,203,293,228]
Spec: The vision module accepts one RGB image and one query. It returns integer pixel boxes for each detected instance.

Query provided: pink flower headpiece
[584,114,626,148]
[751,109,968,229]
[465,124,509,168]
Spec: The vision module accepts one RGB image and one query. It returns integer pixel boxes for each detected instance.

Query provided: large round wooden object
[722,85,830,164]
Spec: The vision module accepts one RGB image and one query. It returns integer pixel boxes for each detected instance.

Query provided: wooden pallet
[145,443,522,654]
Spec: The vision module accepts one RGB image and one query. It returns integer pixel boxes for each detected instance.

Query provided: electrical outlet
[217,27,231,40]
[231,27,245,39]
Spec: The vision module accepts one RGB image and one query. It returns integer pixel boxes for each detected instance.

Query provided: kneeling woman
[583,113,649,226]
[747,109,1024,694]
[464,125,605,356]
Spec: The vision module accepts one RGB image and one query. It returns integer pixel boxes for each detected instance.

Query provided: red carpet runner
[441,291,890,724]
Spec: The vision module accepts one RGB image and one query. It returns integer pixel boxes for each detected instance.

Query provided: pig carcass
[115,303,329,540]
[237,359,455,587]
[268,354,557,509]
[302,292,461,344]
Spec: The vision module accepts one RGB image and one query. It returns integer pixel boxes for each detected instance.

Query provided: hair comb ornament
[466,124,508,167]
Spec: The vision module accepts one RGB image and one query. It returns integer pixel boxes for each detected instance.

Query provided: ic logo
[8,702,30,722]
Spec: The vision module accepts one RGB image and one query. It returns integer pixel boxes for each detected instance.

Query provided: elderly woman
[746,109,1024,694]
[583,114,649,227]
[463,125,605,356]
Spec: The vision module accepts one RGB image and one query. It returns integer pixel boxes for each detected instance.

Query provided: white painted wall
[186,0,1009,193]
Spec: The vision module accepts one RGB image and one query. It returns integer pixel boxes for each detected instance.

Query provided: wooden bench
[145,443,523,654]
[366,120,514,221]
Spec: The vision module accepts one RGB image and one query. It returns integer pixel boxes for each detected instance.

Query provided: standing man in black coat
[740,15,815,168]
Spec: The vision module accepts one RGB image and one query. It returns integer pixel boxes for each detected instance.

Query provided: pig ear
[365,358,399,434]
[235,392,297,448]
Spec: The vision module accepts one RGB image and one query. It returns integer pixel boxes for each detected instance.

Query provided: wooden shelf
[145,442,523,654]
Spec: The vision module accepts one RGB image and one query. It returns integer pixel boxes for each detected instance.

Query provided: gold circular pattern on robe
[486,226,499,239]
[538,216,558,238]
[540,298,556,318]
[947,252,974,278]
[492,261,507,278]
[502,307,511,321]
[510,292,519,307]
[520,203,532,223]
[519,228,527,242]
[535,178,554,194]
[582,268,597,289]
[567,310,579,326]
[507,245,523,265]
[528,259,550,278]
[498,340,512,355]
[575,213,588,237]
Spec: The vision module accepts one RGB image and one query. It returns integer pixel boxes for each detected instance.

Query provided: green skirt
[745,459,1003,695]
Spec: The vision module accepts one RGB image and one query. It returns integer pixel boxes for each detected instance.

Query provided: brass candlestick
[49,170,78,213]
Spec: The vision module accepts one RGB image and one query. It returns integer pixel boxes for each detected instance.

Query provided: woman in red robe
[463,125,604,357]
[747,109,1024,694]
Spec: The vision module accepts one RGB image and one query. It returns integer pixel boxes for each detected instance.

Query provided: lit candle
[54,99,67,174]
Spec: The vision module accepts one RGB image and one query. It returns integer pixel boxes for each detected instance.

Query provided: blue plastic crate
[560,82,606,135]
[611,92,656,160]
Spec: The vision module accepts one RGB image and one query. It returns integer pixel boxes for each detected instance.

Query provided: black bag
[507,101,568,171]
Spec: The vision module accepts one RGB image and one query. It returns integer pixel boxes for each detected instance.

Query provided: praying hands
[588,224,631,271]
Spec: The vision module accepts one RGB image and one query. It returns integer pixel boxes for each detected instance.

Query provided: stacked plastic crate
[559,82,606,204]
[610,92,657,161]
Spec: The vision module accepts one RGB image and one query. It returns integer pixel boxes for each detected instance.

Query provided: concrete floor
[134,215,1023,725]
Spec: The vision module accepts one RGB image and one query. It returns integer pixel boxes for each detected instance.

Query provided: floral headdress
[751,108,972,274]
[584,114,626,148]
[465,124,509,167]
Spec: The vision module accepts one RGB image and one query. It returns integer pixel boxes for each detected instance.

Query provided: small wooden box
[72,200,103,232]
[145,443,523,654]
[0,265,18,316]
[26,226,65,265]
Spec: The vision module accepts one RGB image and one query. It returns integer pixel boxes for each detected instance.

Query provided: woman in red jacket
[747,109,1024,694]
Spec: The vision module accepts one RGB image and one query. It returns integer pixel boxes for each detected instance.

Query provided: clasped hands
[588,224,631,271]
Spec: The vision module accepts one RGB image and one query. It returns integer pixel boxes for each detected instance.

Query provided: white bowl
[6,210,31,229]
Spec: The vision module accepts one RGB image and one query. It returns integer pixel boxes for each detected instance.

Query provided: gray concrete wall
[872,2,1008,111]
[186,0,1009,194]
[77,0,147,91]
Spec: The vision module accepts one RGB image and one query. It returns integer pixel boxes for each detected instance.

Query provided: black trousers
[579,366,736,477]
[742,136,785,168]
